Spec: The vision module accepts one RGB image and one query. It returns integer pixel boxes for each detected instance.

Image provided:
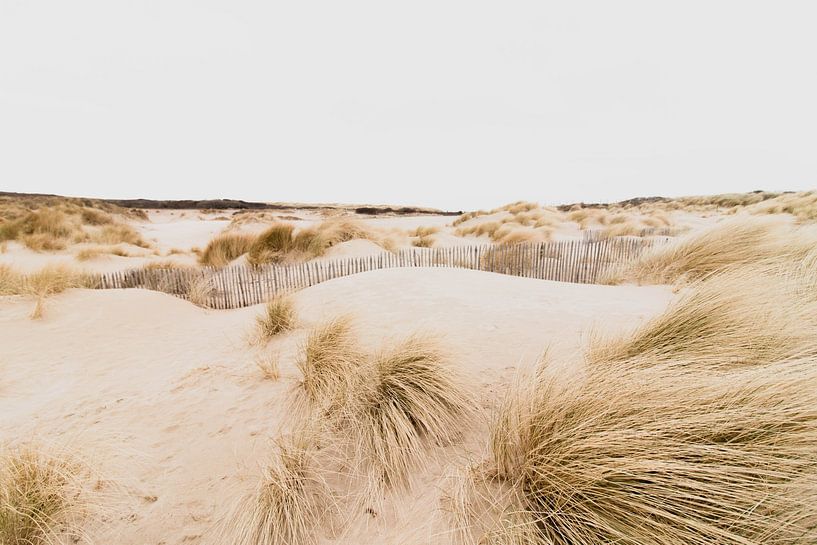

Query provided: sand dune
[0,268,672,544]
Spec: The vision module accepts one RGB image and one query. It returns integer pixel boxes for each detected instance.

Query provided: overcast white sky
[1,1,816,210]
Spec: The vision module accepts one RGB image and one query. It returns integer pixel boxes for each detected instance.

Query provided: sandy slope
[0,268,673,544]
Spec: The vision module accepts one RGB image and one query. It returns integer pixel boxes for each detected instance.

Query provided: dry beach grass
[4,191,817,544]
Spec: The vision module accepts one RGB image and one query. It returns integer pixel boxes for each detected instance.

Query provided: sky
[1,1,816,211]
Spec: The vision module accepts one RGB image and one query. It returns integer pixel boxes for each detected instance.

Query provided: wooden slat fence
[93,238,663,309]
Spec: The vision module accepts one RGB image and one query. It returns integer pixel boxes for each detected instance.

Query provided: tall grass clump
[590,265,817,368]
[185,274,216,308]
[0,265,94,318]
[75,245,134,261]
[503,201,539,215]
[480,358,817,545]
[248,220,378,265]
[247,223,296,265]
[344,336,474,490]
[492,226,550,245]
[26,267,94,319]
[0,206,149,252]
[1,209,75,251]
[256,295,296,340]
[0,446,89,545]
[291,219,375,257]
[199,232,255,267]
[89,224,149,247]
[412,235,435,248]
[452,210,488,226]
[749,190,817,221]
[223,432,334,545]
[604,216,814,285]
[295,317,360,411]
[0,265,22,296]
[454,221,502,239]
[414,226,440,237]
[15,209,74,239]
[79,207,113,225]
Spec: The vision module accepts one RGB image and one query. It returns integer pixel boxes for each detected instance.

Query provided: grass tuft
[0,446,88,545]
[295,317,360,411]
[344,335,474,490]
[75,245,134,261]
[604,216,816,284]
[482,358,817,545]
[89,224,149,248]
[199,232,255,267]
[247,223,296,265]
[0,265,94,318]
[256,355,281,381]
[256,295,297,340]
[412,235,435,248]
[590,265,817,368]
[224,432,334,545]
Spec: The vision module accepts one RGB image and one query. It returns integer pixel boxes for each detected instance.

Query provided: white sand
[0,267,673,544]
[137,211,232,252]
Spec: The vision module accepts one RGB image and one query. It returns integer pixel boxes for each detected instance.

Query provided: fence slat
[90,238,661,308]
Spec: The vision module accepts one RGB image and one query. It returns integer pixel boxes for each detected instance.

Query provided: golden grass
[641,212,671,227]
[13,209,74,239]
[590,265,817,368]
[532,215,559,229]
[125,263,214,307]
[492,226,551,245]
[567,207,608,228]
[78,208,113,225]
[679,191,779,209]
[0,202,148,253]
[186,274,216,308]
[603,216,815,284]
[88,224,149,248]
[292,325,474,495]
[247,223,296,265]
[224,431,334,545]
[21,234,67,251]
[291,219,375,257]
[460,249,817,544]
[748,190,817,221]
[599,221,645,238]
[414,226,440,237]
[199,232,255,267]
[0,209,75,250]
[0,446,89,545]
[479,357,817,545]
[455,221,502,239]
[75,245,134,261]
[0,265,94,318]
[452,210,488,226]
[380,237,399,253]
[256,295,296,340]
[0,265,18,296]
[343,335,474,490]
[295,317,360,410]
[247,220,378,265]
[503,201,539,215]
[452,202,652,242]
[256,355,281,381]
[19,265,93,296]
[412,235,435,248]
